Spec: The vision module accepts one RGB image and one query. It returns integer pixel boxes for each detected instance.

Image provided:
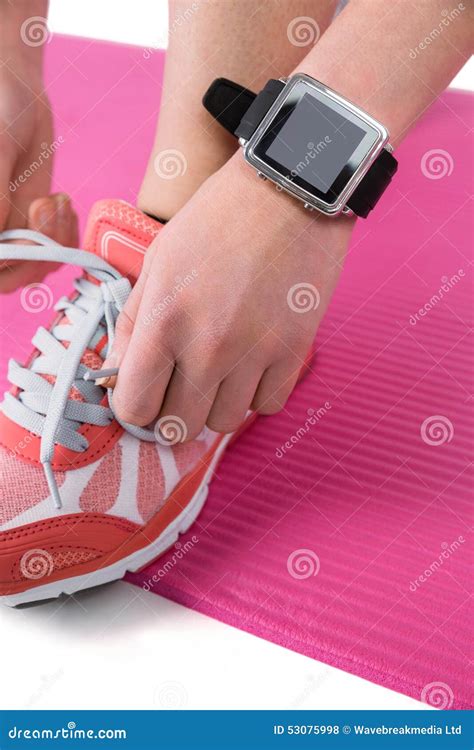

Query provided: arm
[0,0,61,291]
[0,0,50,227]
[110,0,472,439]
[138,0,338,220]
[292,0,472,145]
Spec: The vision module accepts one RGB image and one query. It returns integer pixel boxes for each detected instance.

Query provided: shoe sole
[1,431,237,607]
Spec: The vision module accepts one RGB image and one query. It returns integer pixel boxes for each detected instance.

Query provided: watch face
[248,77,385,211]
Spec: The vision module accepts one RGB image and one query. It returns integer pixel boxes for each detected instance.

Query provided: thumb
[0,193,78,294]
[98,272,148,388]
[29,193,79,246]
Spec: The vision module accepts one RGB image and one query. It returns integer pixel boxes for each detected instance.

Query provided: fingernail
[54,193,70,224]
[96,375,117,388]
[97,351,119,388]
[37,201,56,232]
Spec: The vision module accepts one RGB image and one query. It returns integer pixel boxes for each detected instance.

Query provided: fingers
[156,363,218,441]
[105,235,310,438]
[100,248,156,388]
[111,273,175,427]
[29,193,79,246]
[111,281,299,437]
[135,356,297,440]
[112,341,174,428]
[6,97,54,230]
[206,366,262,433]
[0,193,78,293]
[251,359,302,415]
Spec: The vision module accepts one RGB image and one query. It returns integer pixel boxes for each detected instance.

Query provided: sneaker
[0,199,255,606]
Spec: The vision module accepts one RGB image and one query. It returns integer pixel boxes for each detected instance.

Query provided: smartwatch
[203,73,398,218]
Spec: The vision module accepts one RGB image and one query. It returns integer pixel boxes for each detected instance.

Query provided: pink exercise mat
[1,36,473,709]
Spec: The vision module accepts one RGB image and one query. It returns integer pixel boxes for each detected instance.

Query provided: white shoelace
[0,229,159,509]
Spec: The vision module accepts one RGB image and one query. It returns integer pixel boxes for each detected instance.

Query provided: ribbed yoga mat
[0,37,472,709]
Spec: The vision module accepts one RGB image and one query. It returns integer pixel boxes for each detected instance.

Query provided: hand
[0,50,71,290]
[2,191,79,267]
[109,157,354,440]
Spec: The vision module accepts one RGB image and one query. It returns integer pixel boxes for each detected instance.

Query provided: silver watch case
[240,73,391,217]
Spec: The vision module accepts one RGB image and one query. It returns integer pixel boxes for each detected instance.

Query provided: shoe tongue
[83,199,163,281]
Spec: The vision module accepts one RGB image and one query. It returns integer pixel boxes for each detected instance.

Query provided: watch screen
[265,94,366,193]
[251,80,380,205]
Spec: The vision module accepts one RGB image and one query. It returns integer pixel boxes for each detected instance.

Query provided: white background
[47,0,473,90]
[1,0,471,712]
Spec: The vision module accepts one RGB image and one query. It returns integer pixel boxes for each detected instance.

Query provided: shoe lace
[0,229,159,510]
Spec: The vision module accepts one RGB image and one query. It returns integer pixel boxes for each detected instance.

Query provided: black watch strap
[346,149,397,218]
[202,78,256,135]
[203,77,397,218]
[235,79,285,140]
[202,77,284,139]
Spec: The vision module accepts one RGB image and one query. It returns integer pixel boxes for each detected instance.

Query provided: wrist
[224,151,355,243]
[220,151,354,291]
[203,72,397,223]
[228,151,312,227]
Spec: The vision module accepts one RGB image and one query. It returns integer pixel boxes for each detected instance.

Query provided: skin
[111,0,473,440]
[138,0,338,220]
[0,1,79,286]
[112,162,353,435]
[1,0,472,442]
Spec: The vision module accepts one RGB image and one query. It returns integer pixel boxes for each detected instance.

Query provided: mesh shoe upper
[0,200,219,533]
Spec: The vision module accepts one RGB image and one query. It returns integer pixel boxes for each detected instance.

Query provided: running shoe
[0,200,255,606]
